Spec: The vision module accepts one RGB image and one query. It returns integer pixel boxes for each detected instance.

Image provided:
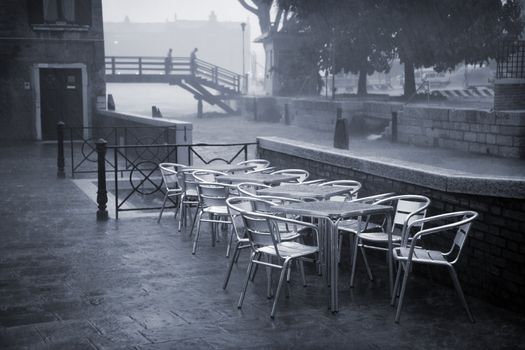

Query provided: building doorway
[39,68,83,140]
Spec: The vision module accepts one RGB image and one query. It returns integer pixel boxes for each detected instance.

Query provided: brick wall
[258,137,525,313]
[494,82,525,111]
[396,106,525,158]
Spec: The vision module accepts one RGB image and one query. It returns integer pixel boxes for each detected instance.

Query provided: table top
[273,200,393,220]
[257,184,349,200]
[184,163,255,173]
[217,173,299,185]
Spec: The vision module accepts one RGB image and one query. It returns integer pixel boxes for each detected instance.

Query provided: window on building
[28,0,92,27]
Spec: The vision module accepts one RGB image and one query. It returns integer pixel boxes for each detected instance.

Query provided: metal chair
[223,196,305,290]
[336,192,396,261]
[237,159,270,171]
[238,210,319,318]
[348,195,431,295]
[192,181,235,255]
[391,211,478,323]
[246,166,276,174]
[237,182,271,197]
[192,169,228,183]
[319,180,362,202]
[157,163,186,223]
[271,169,310,183]
[175,168,201,232]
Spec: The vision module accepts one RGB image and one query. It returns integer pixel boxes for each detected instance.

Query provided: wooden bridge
[105,56,245,114]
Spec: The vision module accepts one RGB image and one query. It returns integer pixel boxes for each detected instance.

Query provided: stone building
[0,0,106,140]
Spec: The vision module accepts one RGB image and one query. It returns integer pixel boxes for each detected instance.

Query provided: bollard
[284,103,290,125]
[333,107,349,149]
[391,111,398,143]
[197,98,203,118]
[96,139,109,221]
[56,121,65,179]
[107,94,115,110]
[253,97,258,121]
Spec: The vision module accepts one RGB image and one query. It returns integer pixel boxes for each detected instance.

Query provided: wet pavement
[1,142,525,349]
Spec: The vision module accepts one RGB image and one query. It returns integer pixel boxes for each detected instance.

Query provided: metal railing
[96,141,257,219]
[496,40,525,79]
[57,122,182,177]
[104,55,243,92]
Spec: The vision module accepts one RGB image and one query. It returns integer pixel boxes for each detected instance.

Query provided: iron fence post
[96,139,109,221]
[57,121,65,179]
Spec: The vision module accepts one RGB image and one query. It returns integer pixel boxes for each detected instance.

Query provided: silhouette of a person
[165,48,173,74]
[190,48,198,75]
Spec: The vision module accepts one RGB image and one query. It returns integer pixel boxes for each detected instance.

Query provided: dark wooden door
[40,68,83,140]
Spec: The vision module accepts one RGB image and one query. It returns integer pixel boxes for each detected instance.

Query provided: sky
[102,0,261,40]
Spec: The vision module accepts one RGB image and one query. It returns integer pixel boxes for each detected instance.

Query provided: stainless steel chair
[347,195,431,294]
[157,163,186,223]
[223,196,305,290]
[319,180,362,202]
[192,181,234,255]
[175,168,201,232]
[238,210,319,318]
[237,159,270,171]
[391,211,478,323]
[271,169,310,183]
[237,182,271,197]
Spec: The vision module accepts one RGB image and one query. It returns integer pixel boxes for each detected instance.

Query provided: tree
[389,0,524,97]
[278,0,395,95]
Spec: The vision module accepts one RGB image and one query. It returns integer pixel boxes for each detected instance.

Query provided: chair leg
[349,237,360,288]
[178,195,186,232]
[338,234,343,263]
[226,226,235,258]
[223,241,241,290]
[238,252,256,309]
[189,203,199,236]
[448,266,475,323]
[270,259,291,318]
[360,246,374,281]
[191,211,203,255]
[394,262,411,323]
[391,261,403,306]
[157,191,169,223]
[266,255,273,299]
[299,259,306,287]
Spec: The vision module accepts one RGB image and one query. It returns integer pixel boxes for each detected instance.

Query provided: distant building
[104,12,250,75]
[0,0,106,140]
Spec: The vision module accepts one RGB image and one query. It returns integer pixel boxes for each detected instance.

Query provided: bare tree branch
[238,0,259,16]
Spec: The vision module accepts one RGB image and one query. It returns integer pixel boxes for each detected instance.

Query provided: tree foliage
[242,0,524,97]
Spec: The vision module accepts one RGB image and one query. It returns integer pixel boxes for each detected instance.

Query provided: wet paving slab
[1,142,525,349]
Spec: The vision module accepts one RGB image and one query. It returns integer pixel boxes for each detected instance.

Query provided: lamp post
[241,22,246,93]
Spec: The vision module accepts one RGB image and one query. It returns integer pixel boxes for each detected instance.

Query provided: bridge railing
[105,55,243,92]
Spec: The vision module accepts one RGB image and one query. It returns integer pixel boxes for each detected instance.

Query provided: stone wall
[397,106,525,158]
[258,136,525,313]
[95,110,193,164]
[237,96,398,133]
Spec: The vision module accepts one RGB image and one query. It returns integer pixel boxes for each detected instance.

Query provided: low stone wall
[397,106,525,158]
[237,96,398,133]
[258,136,525,313]
[95,109,193,164]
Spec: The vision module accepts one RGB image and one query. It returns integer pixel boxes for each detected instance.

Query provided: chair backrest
[406,211,478,265]
[246,166,276,174]
[237,159,271,171]
[375,195,431,237]
[319,180,362,201]
[193,169,227,183]
[197,182,231,208]
[271,169,310,183]
[227,196,276,244]
[237,182,271,197]
[159,163,186,191]
[350,192,396,205]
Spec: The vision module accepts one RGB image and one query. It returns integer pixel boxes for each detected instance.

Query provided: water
[106,83,223,119]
